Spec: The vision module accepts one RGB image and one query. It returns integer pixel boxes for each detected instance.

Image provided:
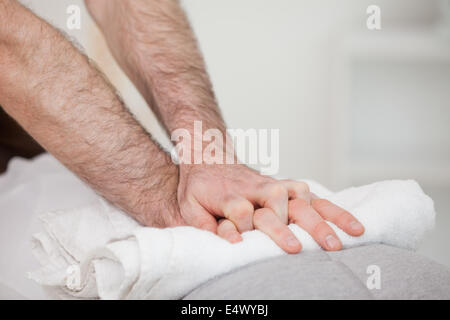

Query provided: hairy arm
[85,0,225,137]
[86,0,365,252]
[0,0,182,227]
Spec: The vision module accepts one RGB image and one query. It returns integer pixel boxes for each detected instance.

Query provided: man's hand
[177,163,296,250]
[178,163,365,253]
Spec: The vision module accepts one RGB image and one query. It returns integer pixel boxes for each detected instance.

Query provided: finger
[249,183,289,224]
[217,219,243,244]
[311,198,365,236]
[253,208,302,254]
[280,180,311,202]
[289,199,342,251]
[221,196,254,233]
[181,200,218,234]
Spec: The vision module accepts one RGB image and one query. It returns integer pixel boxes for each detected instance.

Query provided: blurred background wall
[20,0,450,266]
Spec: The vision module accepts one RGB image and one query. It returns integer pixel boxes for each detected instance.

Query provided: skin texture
[85,0,365,252]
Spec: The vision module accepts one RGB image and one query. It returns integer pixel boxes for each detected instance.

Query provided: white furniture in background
[330,29,450,188]
[330,26,450,267]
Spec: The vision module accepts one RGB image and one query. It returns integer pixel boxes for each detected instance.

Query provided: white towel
[28,169,436,299]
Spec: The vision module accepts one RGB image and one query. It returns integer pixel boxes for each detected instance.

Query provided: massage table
[1,244,450,299]
[1,155,450,300]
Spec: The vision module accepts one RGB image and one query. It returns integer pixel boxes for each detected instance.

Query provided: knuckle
[227,199,254,219]
[288,199,308,222]
[289,198,309,211]
[268,183,288,198]
[296,181,310,194]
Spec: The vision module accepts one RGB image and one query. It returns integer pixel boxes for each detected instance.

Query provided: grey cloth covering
[2,244,449,299]
[184,244,450,300]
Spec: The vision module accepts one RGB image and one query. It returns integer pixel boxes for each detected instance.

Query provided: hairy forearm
[0,0,179,226]
[86,0,226,140]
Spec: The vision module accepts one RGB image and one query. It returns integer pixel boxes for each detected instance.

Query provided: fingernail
[350,221,363,232]
[325,235,339,249]
[286,236,299,248]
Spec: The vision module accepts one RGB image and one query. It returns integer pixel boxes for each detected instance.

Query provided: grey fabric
[184,244,450,300]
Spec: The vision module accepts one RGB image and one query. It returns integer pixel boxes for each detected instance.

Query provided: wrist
[128,154,183,227]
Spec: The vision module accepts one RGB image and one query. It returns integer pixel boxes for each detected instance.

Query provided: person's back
[0,107,44,173]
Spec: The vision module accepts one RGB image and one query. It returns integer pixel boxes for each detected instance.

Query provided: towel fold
[29,173,435,299]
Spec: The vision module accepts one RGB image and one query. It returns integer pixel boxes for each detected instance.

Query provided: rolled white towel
[29,176,435,299]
